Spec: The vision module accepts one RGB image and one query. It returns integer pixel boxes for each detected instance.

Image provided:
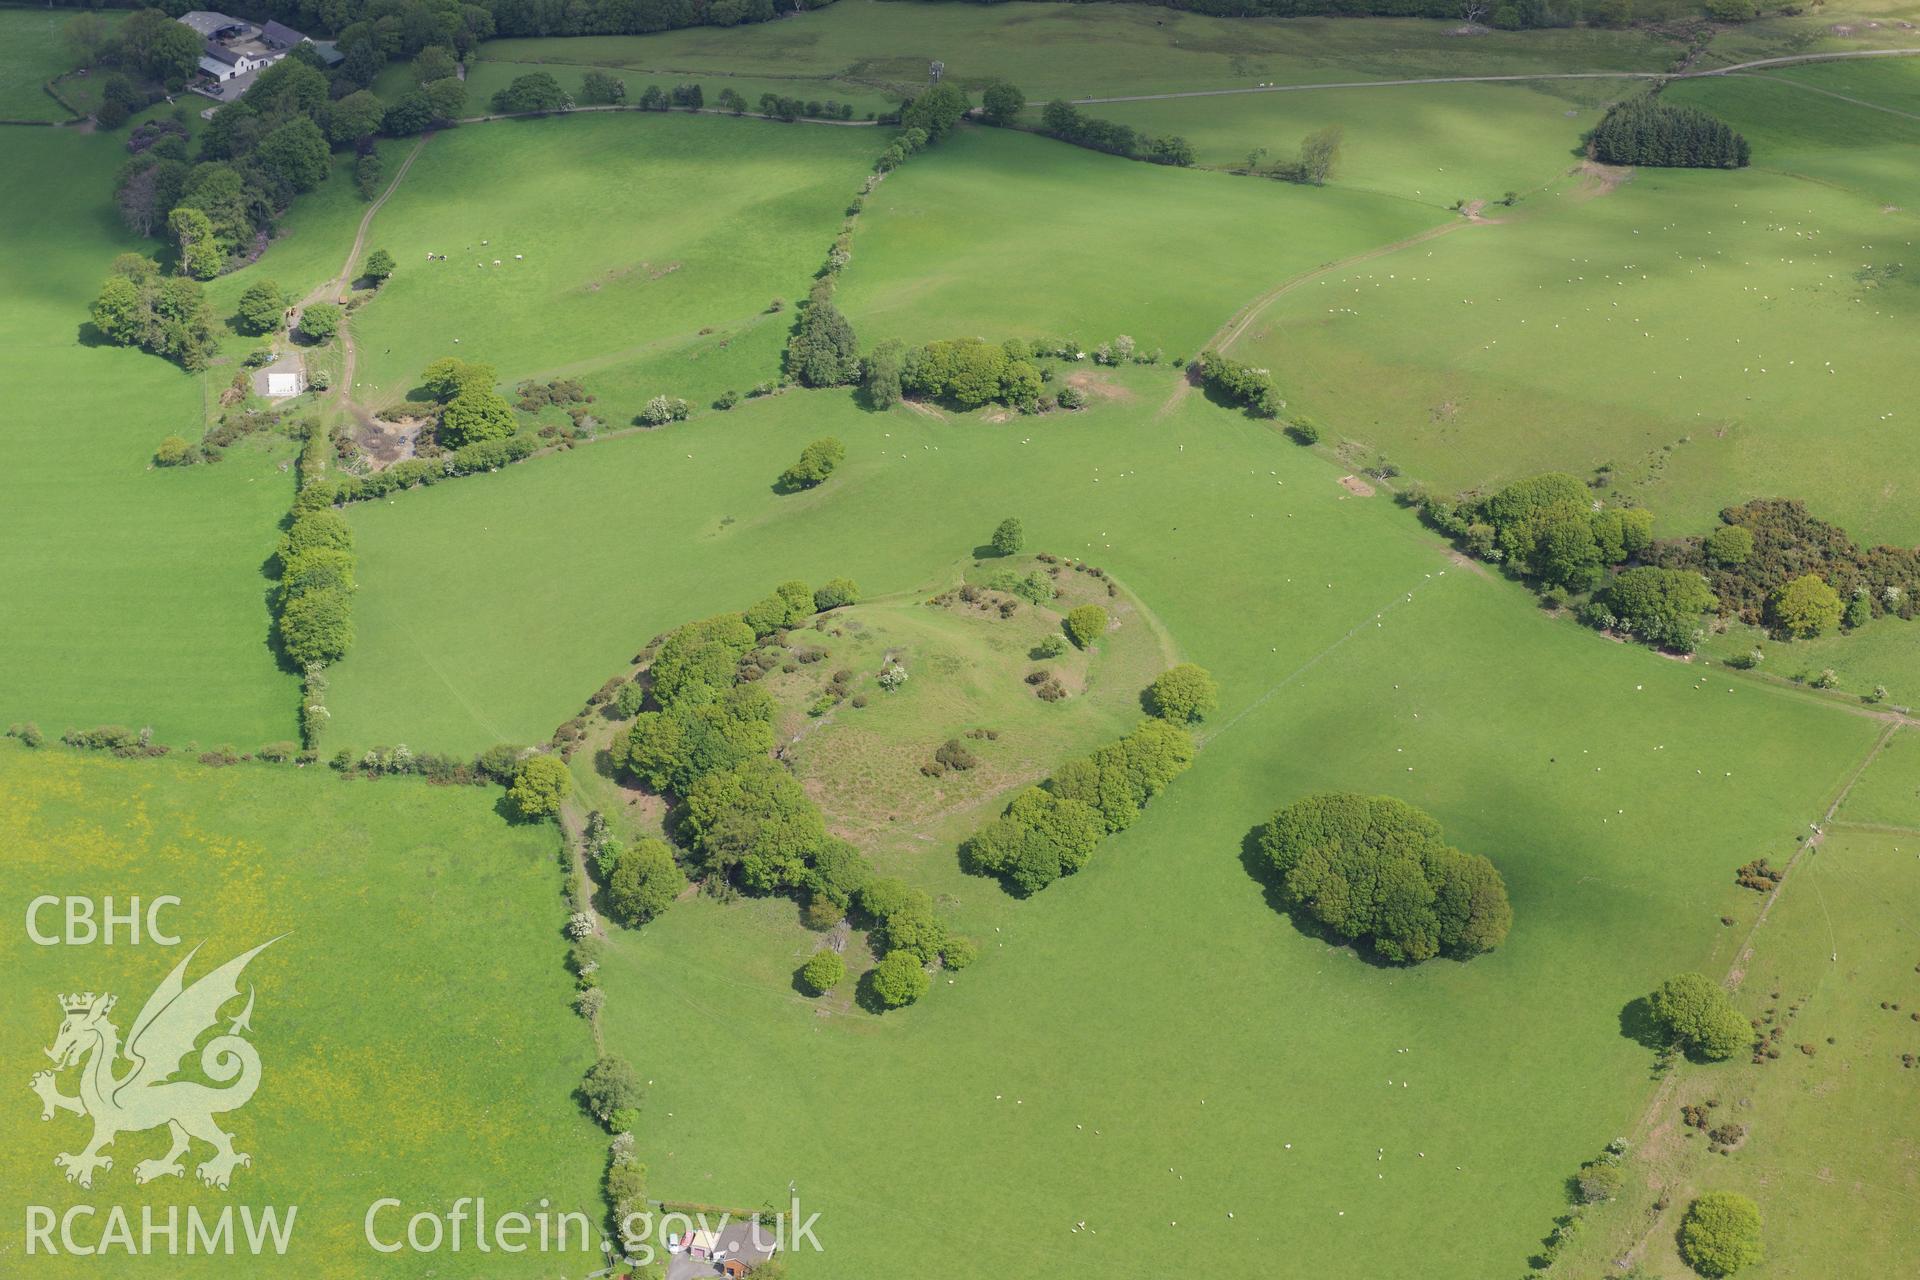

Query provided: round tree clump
[1648,973,1752,1061]
[1257,793,1512,962]
[1146,663,1220,723]
[1064,604,1108,649]
[277,588,353,667]
[1574,1161,1624,1204]
[1704,523,1753,567]
[799,949,845,995]
[579,1053,641,1129]
[507,754,572,819]
[1770,574,1842,638]
[297,302,340,342]
[1679,1191,1763,1277]
[868,950,930,1008]
[606,838,687,927]
[439,388,517,448]
[941,935,979,970]
[990,517,1024,556]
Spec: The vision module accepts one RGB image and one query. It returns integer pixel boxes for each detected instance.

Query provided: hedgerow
[964,715,1196,894]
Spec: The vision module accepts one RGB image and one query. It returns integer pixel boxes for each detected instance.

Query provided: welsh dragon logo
[31,939,280,1191]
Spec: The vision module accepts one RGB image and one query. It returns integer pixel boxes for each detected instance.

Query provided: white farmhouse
[179,12,334,104]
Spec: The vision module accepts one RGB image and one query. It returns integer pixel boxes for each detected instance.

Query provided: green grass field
[836,125,1438,357]
[1761,53,1920,114]
[1837,724,1920,827]
[1553,823,1920,1276]
[342,113,878,418]
[1089,78,1632,207]
[325,362,1432,753]
[477,61,897,117]
[324,348,1888,1274]
[589,487,1880,1279]
[0,127,297,747]
[0,8,87,121]
[0,742,602,1277]
[1238,76,1920,545]
[479,4,1682,102]
[1694,4,1920,70]
[1697,613,1920,708]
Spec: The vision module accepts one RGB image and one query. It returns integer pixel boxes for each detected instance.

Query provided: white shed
[265,370,304,398]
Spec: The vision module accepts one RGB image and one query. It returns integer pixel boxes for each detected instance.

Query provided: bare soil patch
[1064,369,1134,403]
[357,415,429,469]
[1338,474,1376,497]
[1573,159,1634,200]
[584,260,680,292]
[1444,547,1491,579]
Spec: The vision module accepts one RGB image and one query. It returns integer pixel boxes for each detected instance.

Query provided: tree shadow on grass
[494,791,547,826]
[852,967,891,1014]
[1235,824,1403,971]
[1618,995,1667,1051]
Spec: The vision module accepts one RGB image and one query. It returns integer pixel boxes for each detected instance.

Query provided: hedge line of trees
[1428,472,1654,590]
[325,0,830,45]
[777,109,926,390]
[787,82,1155,415]
[326,432,543,502]
[273,496,357,689]
[862,334,1160,413]
[1039,99,1194,167]
[782,93,982,391]
[1256,793,1512,963]
[1196,349,1282,417]
[1421,474,1919,648]
[1645,499,1920,636]
[1590,96,1750,169]
[964,713,1199,894]
[1417,472,1724,648]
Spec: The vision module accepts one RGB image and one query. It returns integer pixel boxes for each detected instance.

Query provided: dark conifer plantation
[1590,96,1751,169]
